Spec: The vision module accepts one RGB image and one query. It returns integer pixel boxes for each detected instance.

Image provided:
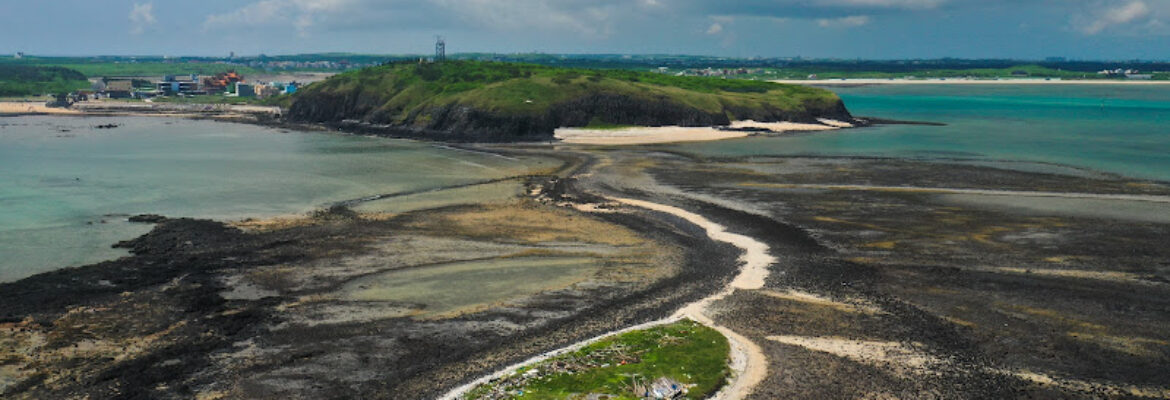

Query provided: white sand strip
[728,120,840,132]
[766,335,942,376]
[555,120,846,145]
[1007,370,1170,398]
[441,195,777,400]
[0,102,81,115]
[612,197,775,400]
[555,126,751,145]
[759,289,885,315]
[817,118,855,128]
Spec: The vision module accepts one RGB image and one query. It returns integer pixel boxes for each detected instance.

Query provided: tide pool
[0,116,551,281]
[675,84,1170,182]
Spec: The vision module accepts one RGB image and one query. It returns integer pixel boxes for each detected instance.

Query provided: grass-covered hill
[286,61,852,141]
[0,65,90,97]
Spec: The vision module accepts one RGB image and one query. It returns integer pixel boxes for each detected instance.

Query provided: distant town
[3,52,1169,105]
[78,71,300,102]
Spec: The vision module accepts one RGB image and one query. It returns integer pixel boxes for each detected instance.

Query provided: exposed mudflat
[608,150,1170,399]
[3,139,1169,400]
[0,173,740,399]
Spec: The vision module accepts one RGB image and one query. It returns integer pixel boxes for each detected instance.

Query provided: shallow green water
[340,256,599,318]
[0,116,550,281]
[675,84,1170,182]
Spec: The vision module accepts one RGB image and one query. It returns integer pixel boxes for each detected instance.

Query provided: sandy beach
[0,102,81,115]
[554,120,846,145]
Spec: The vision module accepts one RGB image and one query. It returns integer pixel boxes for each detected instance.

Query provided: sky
[2,0,1169,60]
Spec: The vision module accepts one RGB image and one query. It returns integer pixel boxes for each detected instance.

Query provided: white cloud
[429,0,619,37]
[817,15,871,28]
[1078,1,1151,35]
[204,0,628,37]
[203,0,356,35]
[129,3,156,35]
[706,22,723,34]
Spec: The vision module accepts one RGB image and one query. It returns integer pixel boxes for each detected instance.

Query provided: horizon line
[5,52,1170,64]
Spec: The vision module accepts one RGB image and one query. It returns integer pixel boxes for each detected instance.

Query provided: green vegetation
[0,56,263,77]
[72,63,264,77]
[259,93,294,108]
[465,320,730,400]
[291,60,843,125]
[0,65,90,96]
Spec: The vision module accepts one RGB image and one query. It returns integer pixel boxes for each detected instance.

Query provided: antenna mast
[434,36,446,62]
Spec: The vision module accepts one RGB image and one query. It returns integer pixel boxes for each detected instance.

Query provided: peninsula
[285,61,854,141]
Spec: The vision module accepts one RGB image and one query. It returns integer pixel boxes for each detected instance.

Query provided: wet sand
[0,159,743,399]
[627,152,1170,399]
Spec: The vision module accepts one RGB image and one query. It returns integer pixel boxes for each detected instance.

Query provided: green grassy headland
[286,60,848,140]
[465,319,730,400]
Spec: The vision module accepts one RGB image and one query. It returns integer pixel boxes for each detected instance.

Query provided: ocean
[0,116,550,281]
[675,84,1170,182]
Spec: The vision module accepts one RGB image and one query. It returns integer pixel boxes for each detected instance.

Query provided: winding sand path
[613,198,773,400]
[440,197,777,400]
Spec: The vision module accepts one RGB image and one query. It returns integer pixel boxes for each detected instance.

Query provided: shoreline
[553,119,855,146]
[4,102,860,146]
[3,115,1169,397]
[0,101,82,116]
[0,100,281,121]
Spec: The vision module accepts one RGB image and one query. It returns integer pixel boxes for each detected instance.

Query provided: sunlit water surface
[675,84,1170,181]
[0,116,551,281]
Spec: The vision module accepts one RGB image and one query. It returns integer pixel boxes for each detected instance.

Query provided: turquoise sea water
[0,116,550,282]
[675,84,1170,182]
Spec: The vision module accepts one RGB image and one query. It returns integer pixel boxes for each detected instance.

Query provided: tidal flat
[0,147,741,398]
[3,120,1170,399]
[600,151,1170,399]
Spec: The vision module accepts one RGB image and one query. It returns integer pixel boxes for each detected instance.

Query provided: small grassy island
[464,320,730,400]
[286,61,851,141]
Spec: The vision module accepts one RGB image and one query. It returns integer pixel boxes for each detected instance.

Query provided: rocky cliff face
[287,88,853,142]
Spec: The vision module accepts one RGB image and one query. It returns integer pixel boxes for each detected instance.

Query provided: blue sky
[3,0,1169,59]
